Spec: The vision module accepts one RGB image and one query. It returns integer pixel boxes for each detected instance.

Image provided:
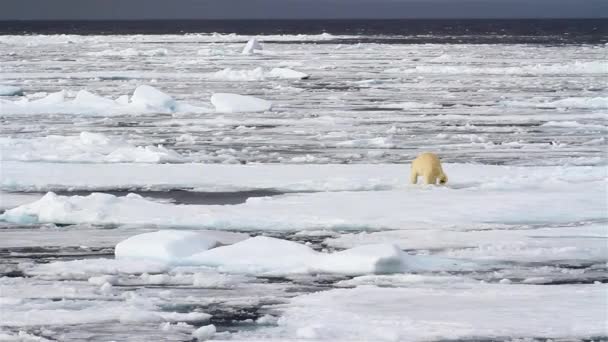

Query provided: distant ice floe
[0,85,23,96]
[501,96,608,109]
[86,48,169,57]
[211,93,272,113]
[210,67,309,81]
[114,231,470,276]
[0,132,184,163]
[390,60,608,75]
[0,85,212,116]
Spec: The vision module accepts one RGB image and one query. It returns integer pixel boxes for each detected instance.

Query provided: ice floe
[114,233,469,276]
[210,93,272,113]
[0,132,184,163]
[1,167,604,230]
[0,85,23,96]
[0,86,211,116]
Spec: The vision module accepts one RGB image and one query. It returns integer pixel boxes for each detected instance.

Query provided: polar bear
[410,152,448,185]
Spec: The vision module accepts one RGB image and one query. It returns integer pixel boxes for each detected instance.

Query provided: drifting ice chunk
[268,68,310,79]
[130,85,176,112]
[242,37,263,54]
[0,85,23,96]
[210,93,272,113]
[115,230,220,263]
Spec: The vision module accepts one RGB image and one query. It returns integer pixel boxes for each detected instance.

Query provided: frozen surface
[0,33,606,341]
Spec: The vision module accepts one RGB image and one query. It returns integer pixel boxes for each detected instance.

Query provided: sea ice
[210,93,272,113]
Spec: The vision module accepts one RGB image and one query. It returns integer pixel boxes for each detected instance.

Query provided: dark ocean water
[0,19,606,43]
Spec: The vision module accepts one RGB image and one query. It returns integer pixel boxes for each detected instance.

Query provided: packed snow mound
[0,86,210,116]
[87,48,169,57]
[242,37,263,54]
[248,284,607,341]
[0,85,23,96]
[0,132,184,163]
[115,234,456,275]
[268,68,310,79]
[115,230,220,263]
[211,93,272,113]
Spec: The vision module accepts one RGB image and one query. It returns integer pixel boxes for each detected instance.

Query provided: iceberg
[242,37,263,54]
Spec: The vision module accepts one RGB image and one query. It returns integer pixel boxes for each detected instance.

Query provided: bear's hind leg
[423,174,437,185]
[410,170,419,184]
